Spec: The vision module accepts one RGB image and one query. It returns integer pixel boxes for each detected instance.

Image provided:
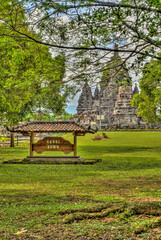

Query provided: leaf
[15,228,27,235]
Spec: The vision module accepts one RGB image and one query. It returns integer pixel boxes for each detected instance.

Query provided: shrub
[102,132,109,139]
[0,134,9,143]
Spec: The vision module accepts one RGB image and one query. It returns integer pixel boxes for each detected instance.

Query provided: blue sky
[66,92,80,114]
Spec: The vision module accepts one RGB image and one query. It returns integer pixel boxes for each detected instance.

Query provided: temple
[75,54,147,129]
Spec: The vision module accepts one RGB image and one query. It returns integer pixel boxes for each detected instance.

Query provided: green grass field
[0,132,161,239]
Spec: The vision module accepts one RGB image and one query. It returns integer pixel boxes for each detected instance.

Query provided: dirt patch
[127,197,161,203]
[92,133,109,141]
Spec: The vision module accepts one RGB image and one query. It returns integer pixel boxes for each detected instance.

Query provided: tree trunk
[10,132,14,147]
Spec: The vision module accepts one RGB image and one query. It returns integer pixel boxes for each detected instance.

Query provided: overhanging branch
[122,21,161,49]
[5,28,161,60]
[22,1,161,14]
[96,1,161,14]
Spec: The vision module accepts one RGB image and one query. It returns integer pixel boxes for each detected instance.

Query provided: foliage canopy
[0,0,160,82]
[132,53,161,123]
[0,2,70,126]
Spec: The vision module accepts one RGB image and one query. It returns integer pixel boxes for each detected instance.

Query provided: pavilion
[7,121,96,163]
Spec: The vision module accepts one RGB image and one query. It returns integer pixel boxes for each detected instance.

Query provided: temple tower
[133,83,139,95]
[111,85,145,129]
[98,78,118,128]
[76,82,93,114]
[93,86,99,100]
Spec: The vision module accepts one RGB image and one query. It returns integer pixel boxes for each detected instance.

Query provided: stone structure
[112,86,146,129]
[77,83,93,114]
[76,55,147,129]
[98,77,118,128]
[133,83,139,95]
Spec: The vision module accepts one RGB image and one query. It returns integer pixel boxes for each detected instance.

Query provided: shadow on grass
[79,145,161,171]
[79,145,157,154]
[0,189,101,206]
[98,156,161,171]
[0,145,161,173]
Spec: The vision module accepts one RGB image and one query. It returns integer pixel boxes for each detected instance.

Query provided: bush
[0,134,9,143]
[102,132,109,139]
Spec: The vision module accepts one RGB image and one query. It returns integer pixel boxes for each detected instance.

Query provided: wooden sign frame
[33,137,74,154]
[30,133,78,156]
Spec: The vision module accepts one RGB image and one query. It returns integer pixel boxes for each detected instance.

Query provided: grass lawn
[0,131,161,239]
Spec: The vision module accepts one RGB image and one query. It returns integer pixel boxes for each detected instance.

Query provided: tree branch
[122,21,161,49]
[2,27,161,60]
[96,1,161,14]
[23,1,161,14]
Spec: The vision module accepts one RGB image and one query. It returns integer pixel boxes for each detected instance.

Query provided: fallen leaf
[15,228,27,235]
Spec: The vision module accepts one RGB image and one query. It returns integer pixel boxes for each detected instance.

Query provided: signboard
[33,137,74,154]
[96,115,104,120]
[91,122,96,124]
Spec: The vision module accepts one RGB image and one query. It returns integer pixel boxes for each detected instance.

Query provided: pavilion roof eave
[8,130,91,134]
[6,121,96,134]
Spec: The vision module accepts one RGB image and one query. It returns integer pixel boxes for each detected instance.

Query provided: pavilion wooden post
[73,133,77,156]
[30,132,34,157]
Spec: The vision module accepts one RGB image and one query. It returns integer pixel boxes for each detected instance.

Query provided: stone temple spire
[76,82,93,114]
[133,83,139,95]
[111,85,147,129]
[93,86,99,100]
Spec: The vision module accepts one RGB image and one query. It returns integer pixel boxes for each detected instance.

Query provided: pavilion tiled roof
[7,121,95,134]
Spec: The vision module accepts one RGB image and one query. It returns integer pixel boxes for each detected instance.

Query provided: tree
[0,2,73,147]
[0,36,70,146]
[0,0,160,84]
[0,34,69,127]
[131,53,161,124]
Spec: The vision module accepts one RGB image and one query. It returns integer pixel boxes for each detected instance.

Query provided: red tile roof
[7,121,95,134]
